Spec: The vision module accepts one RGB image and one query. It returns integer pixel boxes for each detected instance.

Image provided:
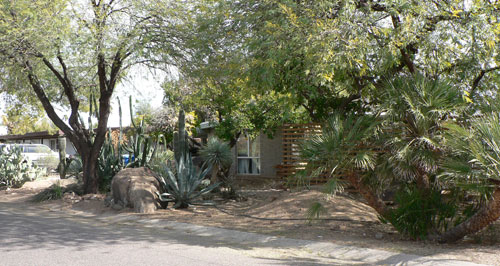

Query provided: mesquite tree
[0,0,165,193]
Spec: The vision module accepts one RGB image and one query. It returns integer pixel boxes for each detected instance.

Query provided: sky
[0,66,166,135]
[108,66,166,128]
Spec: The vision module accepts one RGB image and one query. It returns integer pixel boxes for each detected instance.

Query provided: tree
[300,72,500,242]
[153,0,307,146]
[162,0,500,145]
[439,113,500,243]
[1,101,57,135]
[0,0,161,193]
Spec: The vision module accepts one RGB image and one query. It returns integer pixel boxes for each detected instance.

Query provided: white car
[2,144,60,169]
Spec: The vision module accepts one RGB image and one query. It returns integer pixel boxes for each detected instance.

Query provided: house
[200,122,284,182]
[199,122,326,184]
[0,130,77,156]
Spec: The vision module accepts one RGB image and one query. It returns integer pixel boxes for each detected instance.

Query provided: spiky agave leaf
[155,153,220,208]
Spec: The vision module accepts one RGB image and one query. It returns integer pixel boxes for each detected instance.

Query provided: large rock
[111,167,162,213]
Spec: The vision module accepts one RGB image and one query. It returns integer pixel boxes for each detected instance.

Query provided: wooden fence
[276,123,330,183]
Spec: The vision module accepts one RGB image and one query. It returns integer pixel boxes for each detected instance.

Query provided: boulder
[111,167,162,213]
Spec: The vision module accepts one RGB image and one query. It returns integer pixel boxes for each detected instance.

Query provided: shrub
[383,185,460,240]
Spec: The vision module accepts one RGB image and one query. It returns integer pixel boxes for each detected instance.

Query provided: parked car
[2,144,59,169]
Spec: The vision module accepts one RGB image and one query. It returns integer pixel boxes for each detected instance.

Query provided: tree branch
[470,66,500,98]
[24,60,74,140]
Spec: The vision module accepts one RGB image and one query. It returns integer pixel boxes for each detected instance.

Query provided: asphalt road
[0,202,337,266]
[0,201,487,266]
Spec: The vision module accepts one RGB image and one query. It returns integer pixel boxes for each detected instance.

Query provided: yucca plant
[156,153,220,208]
[200,137,232,186]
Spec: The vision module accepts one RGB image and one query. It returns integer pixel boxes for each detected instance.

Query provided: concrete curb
[96,213,489,266]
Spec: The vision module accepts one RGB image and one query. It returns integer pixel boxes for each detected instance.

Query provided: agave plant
[156,153,220,209]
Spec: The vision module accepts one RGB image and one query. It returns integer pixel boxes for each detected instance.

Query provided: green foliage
[156,110,220,208]
[384,185,459,240]
[32,183,63,202]
[148,149,174,172]
[322,178,346,196]
[200,136,234,193]
[32,182,83,202]
[0,146,43,188]
[1,102,57,135]
[97,130,122,193]
[442,112,500,197]
[122,96,162,169]
[156,154,220,209]
[285,170,312,190]
[297,73,498,240]
[300,112,380,177]
[306,201,327,224]
[66,157,83,178]
[122,123,156,168]
[200,137,232,171]
[95,97,173,192]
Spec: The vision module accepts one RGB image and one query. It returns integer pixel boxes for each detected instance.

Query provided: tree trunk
[82,152,99,194]
[348,173,390,219]
[438,181,500,243]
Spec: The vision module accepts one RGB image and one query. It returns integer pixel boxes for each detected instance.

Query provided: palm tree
[301,73,476,240]
[438,114,500,243]
[300,113,390,218]
[379,74,464,191]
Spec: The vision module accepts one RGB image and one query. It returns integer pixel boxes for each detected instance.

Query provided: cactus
[0,146,42,188]
[121,96,156,168]
[118,97,123,167]
[173,110,188,163]
[58,137,67,179]
[97,129,122,192]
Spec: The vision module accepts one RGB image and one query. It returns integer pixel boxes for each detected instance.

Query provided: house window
[237,134,260,174]
[49,139,59,151]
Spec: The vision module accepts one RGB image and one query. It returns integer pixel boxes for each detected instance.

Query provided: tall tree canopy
[178,0,500,121]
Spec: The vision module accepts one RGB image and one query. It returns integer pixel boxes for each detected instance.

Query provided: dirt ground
[2,178,500,265]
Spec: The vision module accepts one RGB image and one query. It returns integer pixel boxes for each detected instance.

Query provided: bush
[383,185,464,240]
